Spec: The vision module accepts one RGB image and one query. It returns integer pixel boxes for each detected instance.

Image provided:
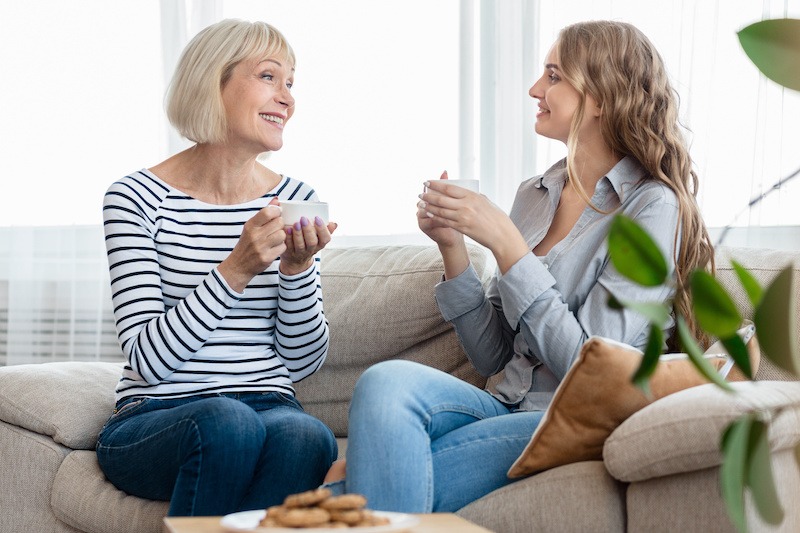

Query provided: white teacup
[433,178,480,193]
[278,200,329,225]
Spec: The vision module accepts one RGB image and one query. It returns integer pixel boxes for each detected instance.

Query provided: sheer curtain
[2,0,799,365]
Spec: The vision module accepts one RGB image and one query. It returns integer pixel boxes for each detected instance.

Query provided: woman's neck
[151,144,278,205]
[568,142,622,194]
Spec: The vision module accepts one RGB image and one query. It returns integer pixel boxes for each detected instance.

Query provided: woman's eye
[261,73,274,81]
[286,82,293,90]
[548,73,559,83]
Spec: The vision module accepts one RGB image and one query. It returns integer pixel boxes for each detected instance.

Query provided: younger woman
[331,20,713,512]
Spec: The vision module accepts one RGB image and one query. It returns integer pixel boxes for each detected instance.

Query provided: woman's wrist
[493,234,531,275]
[217,260,251,293]
[279,257,314,276]
[439,240,470,280]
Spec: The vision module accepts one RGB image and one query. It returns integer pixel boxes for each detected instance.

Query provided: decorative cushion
[604,380,800,482]
[0,361,122,450]
[507,328,759,478]
[294,244,490,436]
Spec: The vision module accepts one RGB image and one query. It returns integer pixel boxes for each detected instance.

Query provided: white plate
[220,509,420,532]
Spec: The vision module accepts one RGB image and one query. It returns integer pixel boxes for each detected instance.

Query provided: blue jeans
[96,392,337,516]
[342,360,544,513]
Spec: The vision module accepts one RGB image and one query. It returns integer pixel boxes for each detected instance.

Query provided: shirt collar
[534,155,648,203]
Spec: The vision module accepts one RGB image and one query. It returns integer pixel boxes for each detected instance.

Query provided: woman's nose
[529,79,543,99]
[278,86,294,108]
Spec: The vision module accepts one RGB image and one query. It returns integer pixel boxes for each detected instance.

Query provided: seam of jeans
[430,434,531,458]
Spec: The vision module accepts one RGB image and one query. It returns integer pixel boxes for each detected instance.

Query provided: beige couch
[1,243,799,533]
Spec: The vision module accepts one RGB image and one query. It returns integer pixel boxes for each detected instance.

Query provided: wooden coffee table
[163,513,493,532]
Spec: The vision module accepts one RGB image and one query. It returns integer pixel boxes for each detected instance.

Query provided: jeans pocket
[110,398,149,421]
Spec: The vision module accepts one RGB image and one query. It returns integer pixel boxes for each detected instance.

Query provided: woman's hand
[219,199,288,292]
[419,176,530,274]
[279,214,338,276]
[417,171,466,250]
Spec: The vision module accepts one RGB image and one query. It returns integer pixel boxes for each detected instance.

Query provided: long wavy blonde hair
[557,20,714,349]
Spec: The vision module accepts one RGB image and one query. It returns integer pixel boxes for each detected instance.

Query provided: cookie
[319,494,367,510]
[274,507,331,528]
[283,487,332,508]
[328,509,364,526]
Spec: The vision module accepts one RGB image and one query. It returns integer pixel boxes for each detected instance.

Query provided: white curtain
[0,226,118,366]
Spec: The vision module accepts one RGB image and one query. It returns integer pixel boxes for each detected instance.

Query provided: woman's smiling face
[528,44,598,145]
[220,55,295,153]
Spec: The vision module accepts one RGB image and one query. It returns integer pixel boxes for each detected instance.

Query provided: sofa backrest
[294,244,492,436]
[714,246,800,381]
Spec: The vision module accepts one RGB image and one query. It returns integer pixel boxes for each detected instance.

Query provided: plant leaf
[632,324,663,397]
[745,420,784,524]
[608,215,669,287]
[753,266,800,376]
[795,443,800,470]
[738,19,800,91]
[721,416,752,533]
[691,270,742,337]
[732,260,763,307]
[722,334,753,379]
[677,317,734,392]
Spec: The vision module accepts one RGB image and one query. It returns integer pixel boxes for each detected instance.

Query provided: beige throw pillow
[507,327,759,479]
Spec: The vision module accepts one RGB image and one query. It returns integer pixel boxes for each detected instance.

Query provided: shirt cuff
[211,267,245,300]
[434,264,486,322]
[497,253,556,329]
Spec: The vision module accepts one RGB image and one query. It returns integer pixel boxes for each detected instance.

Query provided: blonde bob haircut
[166,19,296,144]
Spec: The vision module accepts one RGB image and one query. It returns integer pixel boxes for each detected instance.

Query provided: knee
[351,360,427,421]
[270,414,337,464]
[185,398,265,453]
[353,360,420,400]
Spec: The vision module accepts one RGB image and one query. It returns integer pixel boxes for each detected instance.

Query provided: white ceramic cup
[435,178,480,193]
[278,200,329,225]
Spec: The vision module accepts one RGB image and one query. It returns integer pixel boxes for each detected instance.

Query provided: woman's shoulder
[610,157,679,210]
[274,174,319,201]
[104,169,172,212]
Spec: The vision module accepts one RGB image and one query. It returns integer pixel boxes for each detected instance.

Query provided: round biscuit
[319,493,367,510]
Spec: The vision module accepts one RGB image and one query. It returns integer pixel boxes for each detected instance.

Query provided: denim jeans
[96,392,337,516]
[343,360,544,513]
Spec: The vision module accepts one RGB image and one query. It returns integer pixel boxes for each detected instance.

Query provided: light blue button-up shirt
[435,156,680,411]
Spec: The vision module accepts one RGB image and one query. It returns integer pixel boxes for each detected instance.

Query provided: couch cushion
[295,245,490,436]
[507,332,758,478]
[0,361,122,450]
[457,461,626,533]
[52,450,168,533]
[604,380,800,482]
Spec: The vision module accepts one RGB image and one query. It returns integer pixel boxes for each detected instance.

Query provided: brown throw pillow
[506,326,759,479]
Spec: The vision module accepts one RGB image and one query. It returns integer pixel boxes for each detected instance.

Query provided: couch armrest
[603,381,800,482]
[0,361,122,450]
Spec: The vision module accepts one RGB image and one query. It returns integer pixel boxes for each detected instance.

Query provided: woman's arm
[103,177,242,385]
[274,258,329,381]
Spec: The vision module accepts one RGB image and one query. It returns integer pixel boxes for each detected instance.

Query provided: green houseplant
[607,17,800,533]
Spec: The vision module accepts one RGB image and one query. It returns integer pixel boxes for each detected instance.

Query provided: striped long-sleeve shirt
[102,169,328,404]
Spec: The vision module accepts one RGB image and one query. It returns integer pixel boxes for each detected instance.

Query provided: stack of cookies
[259,488,391,529]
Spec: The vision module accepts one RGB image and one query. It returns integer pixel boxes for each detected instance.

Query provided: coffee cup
[278,200,329,225]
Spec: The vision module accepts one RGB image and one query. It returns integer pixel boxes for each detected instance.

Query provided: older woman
[97,19,337,516]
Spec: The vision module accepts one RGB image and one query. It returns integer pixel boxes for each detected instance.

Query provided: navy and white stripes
[103,169,328,404]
